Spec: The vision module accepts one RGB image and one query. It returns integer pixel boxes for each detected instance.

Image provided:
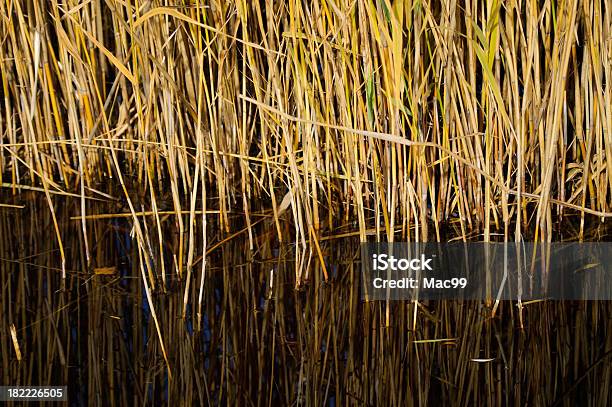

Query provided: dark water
[1,196,611,406]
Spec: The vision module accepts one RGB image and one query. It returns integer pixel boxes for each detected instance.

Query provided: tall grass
[1,0,612,404]
[2,0,611,274]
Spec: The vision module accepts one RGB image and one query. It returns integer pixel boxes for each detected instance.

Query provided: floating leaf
[94,266,117,275]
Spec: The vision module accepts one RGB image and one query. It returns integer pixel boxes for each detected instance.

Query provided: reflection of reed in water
[1,198,611,405]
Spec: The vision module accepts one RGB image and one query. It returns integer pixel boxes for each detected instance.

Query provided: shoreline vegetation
[1,0,611,405]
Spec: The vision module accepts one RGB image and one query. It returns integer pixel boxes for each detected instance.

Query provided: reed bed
[2,0,611,267]
[1,0,611,405]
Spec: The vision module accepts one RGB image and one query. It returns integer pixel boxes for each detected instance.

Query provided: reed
[1,0,611,405]
[2,0,611,266]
